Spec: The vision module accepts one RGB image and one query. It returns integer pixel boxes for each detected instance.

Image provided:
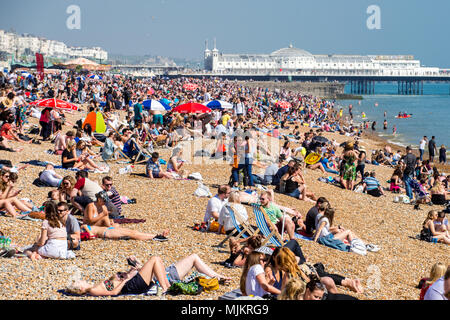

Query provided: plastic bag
[194,183,212,197]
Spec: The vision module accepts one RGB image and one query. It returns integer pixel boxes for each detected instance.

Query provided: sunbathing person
[66,253,230,296]
[145,152,173,179]
[167,147,189,179]
[80,224,169,241]
[83,191,116,227]
[281,164,317,203]
[0,136,24,152]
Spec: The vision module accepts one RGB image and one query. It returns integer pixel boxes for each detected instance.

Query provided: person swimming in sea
[383,120,388,130]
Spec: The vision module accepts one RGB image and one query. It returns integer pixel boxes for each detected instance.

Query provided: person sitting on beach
[423,265,450,300]
[240,251,282,297]
[418,262,447,300]
[70,171,103,212]
[430,180,449,206]
[0,117,32,144]
[61,140,98,171]
[80,224,169,241]
[66,253,230,296]
[281,164,317,203]
[204,185,230,224]
[57,201,81,251]
[24,201,76,260]
[101,176,123,216]
[271,159,296,189]
[83,191,116,228]
[363,171,385,197]
[39,164,63,188]
[54,130,75,155]
[217,190,249,235]
[277,277,306,300]
[167,147,189,179]
[313,207,358,249]
[145,152,173,179]
[389,167,405,193]
[420,210,450,245]
[259,191,298,241]
[0,171,36,216]
[0,136,24,152]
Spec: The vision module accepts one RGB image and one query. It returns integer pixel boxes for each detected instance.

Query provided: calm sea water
[338,83,450,155]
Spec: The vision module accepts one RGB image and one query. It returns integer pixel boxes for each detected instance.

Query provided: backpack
[350,238,367,256]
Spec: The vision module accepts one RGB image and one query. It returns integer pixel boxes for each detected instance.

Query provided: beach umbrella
[160,98,172,105]
[87,74,103,80]
[76,76,86,81]
[275,101,292,109]
[82,111,107,133]
[204,100,233,110]
[29,98,79,111]
[172,102,211,114]
[143,99,171,111]
[312,136,329,144]
[183,83,199,91]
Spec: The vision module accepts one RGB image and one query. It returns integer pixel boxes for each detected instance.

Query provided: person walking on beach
[419,136,428,161]
[401,146,417,201]
[428,136,438,163]
[439,145,447,164]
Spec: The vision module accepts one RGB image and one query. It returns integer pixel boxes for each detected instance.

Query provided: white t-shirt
[40,170,62,187]
[419,139,427,150]
[203,195,227,222]
[245,264,267,297]
[315,215,331,238]
[218,203,248,232]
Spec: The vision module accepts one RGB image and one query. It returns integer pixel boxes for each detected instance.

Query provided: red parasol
[275,101,292,109]
[29,98,79,111]
[183,83,199,91]
[172,102,211,114]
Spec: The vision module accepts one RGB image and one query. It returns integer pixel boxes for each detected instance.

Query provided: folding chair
[216,204,259,248]
[133,140,154,165]
[251,203,284,248]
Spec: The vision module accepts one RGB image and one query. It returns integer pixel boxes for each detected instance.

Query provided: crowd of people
[0,69,449,300]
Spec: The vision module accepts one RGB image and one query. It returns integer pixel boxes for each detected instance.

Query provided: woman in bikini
[80,224,169,241]
[66,254,231,296]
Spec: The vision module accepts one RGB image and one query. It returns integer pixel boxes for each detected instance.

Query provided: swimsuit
[103,227,115,239]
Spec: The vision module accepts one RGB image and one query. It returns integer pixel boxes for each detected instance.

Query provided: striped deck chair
[251,203,284,248]
[216,204,258,248]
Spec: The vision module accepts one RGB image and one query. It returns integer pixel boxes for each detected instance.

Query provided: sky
[0,0,449,67]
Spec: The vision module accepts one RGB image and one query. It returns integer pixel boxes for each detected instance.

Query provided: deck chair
[133,140,154,165]
[251,203,284,248]
[216,204,259,248]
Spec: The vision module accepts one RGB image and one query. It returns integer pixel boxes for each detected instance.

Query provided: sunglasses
[104,184,113,187]
[57,209,67,213]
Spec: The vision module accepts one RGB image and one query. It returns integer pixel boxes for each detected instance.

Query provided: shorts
[287,188,301,199]
[120,273,152,295]
[165,264,180,284]
[153,114,163,125]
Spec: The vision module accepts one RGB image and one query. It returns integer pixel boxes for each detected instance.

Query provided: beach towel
[113,218,146,225]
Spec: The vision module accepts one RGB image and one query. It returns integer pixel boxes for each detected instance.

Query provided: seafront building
[0,29,108,62]
[203,40,442,78]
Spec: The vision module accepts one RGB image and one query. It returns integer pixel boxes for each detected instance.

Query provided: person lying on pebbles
[80,224,169,241]
[66,254,231,296]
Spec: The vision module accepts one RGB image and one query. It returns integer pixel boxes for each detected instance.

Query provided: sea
[336,82,450,158]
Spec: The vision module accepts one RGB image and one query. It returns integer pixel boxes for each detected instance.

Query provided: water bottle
[432,238,438,244]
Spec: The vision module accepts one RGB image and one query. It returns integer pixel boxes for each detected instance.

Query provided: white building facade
[0,29,108,61]
[204,42,442,77]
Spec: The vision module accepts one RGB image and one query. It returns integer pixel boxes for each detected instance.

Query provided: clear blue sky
[0,0,449,67]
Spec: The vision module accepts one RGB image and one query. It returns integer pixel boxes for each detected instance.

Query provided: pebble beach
[0,106,448,301]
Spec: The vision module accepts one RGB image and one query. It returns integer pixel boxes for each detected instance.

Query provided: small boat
[395,114,412,119]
